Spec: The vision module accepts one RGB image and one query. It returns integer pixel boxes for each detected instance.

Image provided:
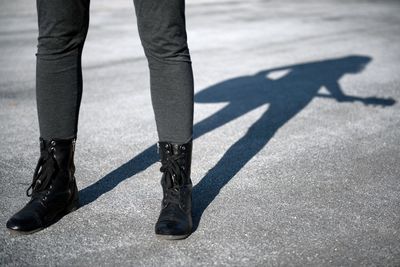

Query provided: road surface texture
[1,0,399,265]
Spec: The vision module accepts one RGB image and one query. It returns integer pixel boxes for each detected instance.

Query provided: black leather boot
[155,140,193,240]
[6,137,79,234]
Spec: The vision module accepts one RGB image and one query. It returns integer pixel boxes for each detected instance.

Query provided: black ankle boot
[155,140,193,240]
[6,137,79,234]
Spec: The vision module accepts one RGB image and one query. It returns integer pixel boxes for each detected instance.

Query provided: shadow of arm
[316,81,396,107]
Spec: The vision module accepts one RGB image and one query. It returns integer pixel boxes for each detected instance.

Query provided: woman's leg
[6,0,90,234]
[133,0,194,144]
[133,0,195,239]
[36,0,90,139]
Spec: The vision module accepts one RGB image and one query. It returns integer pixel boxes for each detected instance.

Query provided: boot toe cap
[155,220,191,237]
[6,211,43,233]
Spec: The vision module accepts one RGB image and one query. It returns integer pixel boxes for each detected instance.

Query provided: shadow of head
[330,55,372,73]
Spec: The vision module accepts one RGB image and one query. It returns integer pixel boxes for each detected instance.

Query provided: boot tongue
[165,173,173,188]
[159,142,188,189]
[28,148,58,197]
[34,157,57,193]
[163,144,182,188]
[171,144,180,155]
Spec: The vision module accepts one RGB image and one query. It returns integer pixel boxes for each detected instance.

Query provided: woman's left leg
[133,0,194,144]
[133,0,194,239]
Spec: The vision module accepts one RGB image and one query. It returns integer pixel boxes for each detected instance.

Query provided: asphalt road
[1,0,399,265]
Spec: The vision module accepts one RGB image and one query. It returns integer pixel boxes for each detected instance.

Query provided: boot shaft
[27,137,77,196]
[157,140,192,183]
[39,137,76,174]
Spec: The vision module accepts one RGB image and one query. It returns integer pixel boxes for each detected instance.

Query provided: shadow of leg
[78,144,158,207]
[192,108,286,231]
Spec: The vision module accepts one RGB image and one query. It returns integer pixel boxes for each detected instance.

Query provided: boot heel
[66,194,80,213]
[65,179,80,213]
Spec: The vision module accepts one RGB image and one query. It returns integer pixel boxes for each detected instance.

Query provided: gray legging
[36,0,194,144]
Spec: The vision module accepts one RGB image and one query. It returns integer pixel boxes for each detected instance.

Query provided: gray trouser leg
[134,0,194,143]
[36,0,90,139]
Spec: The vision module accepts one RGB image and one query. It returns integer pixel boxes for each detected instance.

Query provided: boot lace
[26,148,58,198]
[160,153,187,206]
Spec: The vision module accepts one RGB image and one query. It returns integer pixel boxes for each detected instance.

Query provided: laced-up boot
[155,140,193,240]
[6,137,79,234]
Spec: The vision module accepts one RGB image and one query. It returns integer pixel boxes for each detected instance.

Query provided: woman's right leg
[6,0,90,234]
[36,0,90,139]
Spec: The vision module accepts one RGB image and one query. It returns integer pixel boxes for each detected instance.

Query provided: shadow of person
[78,55,395,233]
[191,55,395,230]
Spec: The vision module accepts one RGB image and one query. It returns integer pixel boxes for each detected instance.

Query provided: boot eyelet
[42,196,47,201]
[181,146,186,151]
[165,144,169,148]
[51,140,56,146]
[46,190,50,195]
[49,185,53,189]
[50,147,56,152]
[181,166,185,170]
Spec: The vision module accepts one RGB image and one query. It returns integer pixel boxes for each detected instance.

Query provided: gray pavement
[1,0,400,265]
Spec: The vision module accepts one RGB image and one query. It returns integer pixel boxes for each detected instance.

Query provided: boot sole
[155,233,191,240]
[7,198,79,236]
[8,227,44,236]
